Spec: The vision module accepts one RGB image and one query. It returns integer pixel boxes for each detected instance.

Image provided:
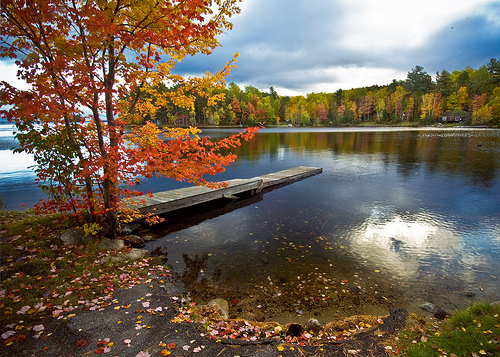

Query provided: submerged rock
[419,302,436,313]
[208,298,229,319]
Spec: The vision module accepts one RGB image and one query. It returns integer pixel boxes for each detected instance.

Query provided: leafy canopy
[0,0,258,237]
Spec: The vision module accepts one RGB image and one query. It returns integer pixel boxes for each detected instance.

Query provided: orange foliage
[0,0,257,237]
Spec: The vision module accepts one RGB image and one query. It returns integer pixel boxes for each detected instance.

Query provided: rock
[433,307,448,320]
[97,238,125,251]
[260,256,269,264]
[463,291,476,298]
[286,323,303,337]
[124,234,145,248]
[120,222,142,235]
[304,318,322,334]
[60,228,93,246]
[208,298,229,319]
[419,302,448,320]
[419,302,436,313]
[110,248,149,262]
[141,233,157,242]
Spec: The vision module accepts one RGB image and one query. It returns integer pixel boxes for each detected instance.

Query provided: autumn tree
[1,0,258,237]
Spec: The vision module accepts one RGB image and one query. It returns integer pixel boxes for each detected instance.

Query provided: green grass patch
[394,302,500,356]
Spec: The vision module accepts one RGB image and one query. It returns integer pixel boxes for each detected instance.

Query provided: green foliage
[81,222,102,237]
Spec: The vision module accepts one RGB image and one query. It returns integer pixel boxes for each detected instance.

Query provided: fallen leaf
[1,331,15,339]
[33,324,44,332]
[135,352,151,357]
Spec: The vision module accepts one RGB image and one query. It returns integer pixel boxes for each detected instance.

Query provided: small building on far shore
[440,111,471,123]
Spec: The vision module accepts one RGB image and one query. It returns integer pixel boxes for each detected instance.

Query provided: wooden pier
[125,166,322,217]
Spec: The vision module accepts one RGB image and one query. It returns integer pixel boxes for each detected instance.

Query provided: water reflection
[145,128,500,320]
[350,208,463,279]
[2,124,500,318]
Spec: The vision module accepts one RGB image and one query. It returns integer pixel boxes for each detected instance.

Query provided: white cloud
[338,0,492,51]
[2,0,499,95]
[0,62,30,90]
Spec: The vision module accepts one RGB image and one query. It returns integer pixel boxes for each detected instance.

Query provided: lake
[2,125,500,322]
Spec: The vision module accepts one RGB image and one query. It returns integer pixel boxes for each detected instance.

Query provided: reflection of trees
[182,253,209,286]
[230,130,500,187]
[181,253,225,303]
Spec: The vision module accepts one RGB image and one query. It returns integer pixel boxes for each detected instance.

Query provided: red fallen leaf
[94,347,104,354]
[76,339,87,347]
[167,342,177,349]
[4,337,16,345]
[231,299,239,305]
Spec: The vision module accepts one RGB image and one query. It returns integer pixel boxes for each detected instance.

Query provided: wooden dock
[125,166,322,217]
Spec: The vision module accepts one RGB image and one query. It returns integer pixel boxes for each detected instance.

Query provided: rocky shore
[2,226,411,357]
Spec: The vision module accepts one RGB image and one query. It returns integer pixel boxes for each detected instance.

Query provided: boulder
[97,238,125,251]
[140,233,158,242]
[419,302,448,320]
[110,248,149,262]
[120,222,142,235]
[304,318,322,334]
[60,228,93,246]
[208,298,229,319]
[124,234,145,248]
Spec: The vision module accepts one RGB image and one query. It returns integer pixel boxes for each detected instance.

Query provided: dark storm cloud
[172,0,500,94]
[418,2,500,74]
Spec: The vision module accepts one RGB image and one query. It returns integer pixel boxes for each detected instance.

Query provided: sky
[174,0,500,96]
[1,0,499,97]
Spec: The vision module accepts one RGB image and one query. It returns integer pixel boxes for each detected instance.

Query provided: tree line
[148,59,500,127]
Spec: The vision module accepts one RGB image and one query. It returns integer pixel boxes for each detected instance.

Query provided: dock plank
[256,166,323,190]
[124,166,321,218]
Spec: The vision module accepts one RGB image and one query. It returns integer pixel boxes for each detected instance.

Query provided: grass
[0,210,164,331]
[394,302,500,356]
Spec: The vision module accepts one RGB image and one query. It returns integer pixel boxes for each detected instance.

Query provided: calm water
[2,125,500,320]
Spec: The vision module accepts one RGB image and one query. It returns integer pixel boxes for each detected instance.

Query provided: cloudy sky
[1,0,499,96]
[175,0,500,96]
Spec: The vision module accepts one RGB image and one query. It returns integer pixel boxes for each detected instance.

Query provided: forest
[146,59,500,127]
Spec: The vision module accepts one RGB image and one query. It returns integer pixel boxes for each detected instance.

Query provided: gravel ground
[0,271,407,357]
